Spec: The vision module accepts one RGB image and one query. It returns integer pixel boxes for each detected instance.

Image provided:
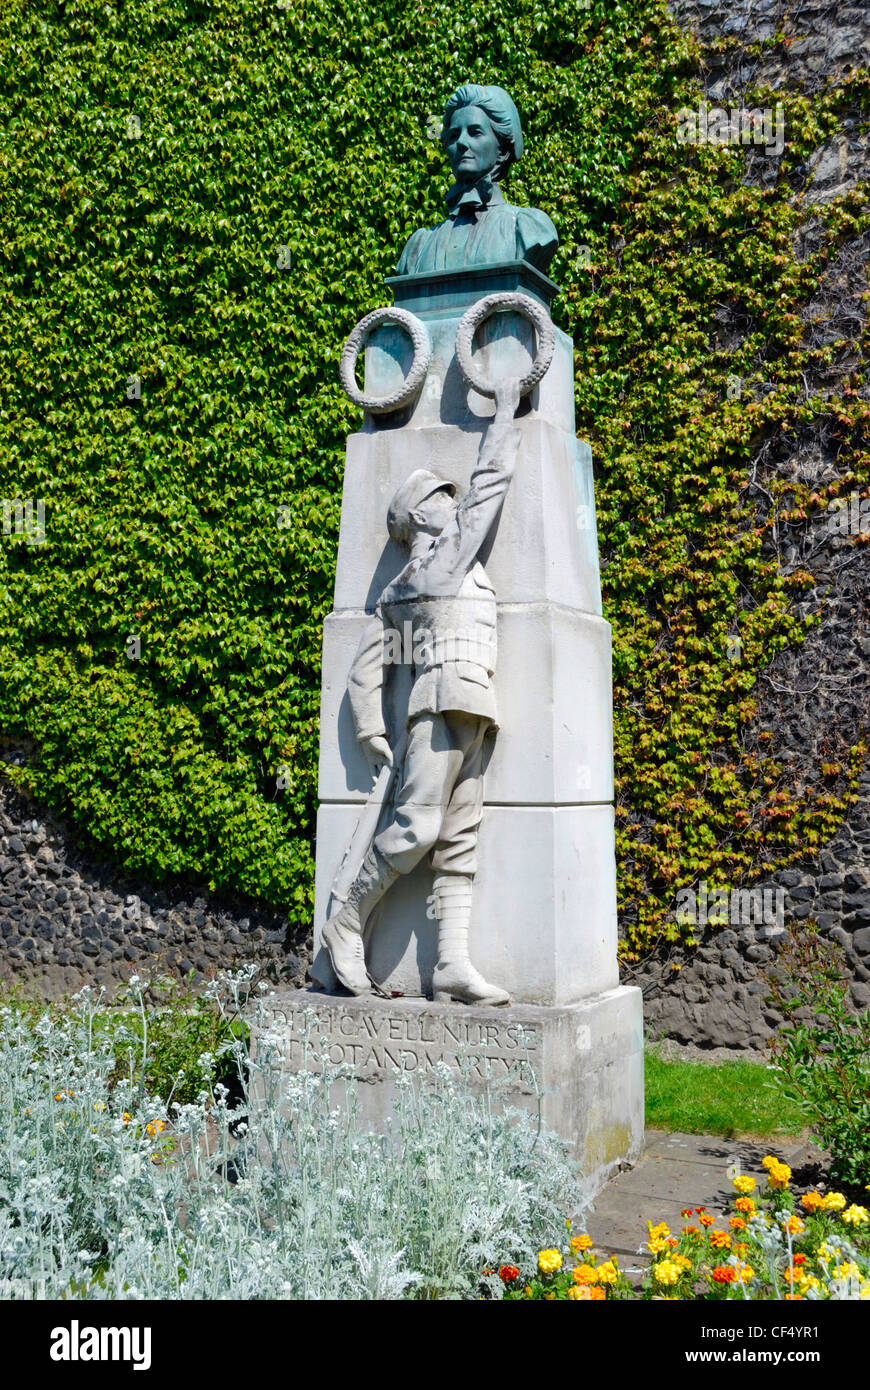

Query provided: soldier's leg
[322,714,462,993]
[373,713,464,872]
[430,717,509,1006]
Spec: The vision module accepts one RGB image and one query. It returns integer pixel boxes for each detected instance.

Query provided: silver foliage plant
[0,969,581,1300]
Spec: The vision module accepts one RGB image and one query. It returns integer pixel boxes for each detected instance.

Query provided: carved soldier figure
[321,378,522,1004]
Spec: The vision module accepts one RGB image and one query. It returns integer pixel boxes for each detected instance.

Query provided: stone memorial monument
[268,83,643,1193]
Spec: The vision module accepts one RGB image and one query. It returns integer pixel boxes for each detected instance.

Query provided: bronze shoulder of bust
[395,83,558,277]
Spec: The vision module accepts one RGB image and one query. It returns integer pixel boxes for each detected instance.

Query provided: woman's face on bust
[444,105,501,185]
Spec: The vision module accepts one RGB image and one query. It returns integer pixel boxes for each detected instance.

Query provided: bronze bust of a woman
[396,83,558,277]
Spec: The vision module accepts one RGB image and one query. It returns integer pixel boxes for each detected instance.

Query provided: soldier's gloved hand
[362,734,394,784]
[493,376,522,422]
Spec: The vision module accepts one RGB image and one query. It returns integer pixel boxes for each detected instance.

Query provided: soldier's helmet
[387,469,457,545]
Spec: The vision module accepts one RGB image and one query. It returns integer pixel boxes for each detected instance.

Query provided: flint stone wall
[628,1,870,1049]
[0,768,308,998]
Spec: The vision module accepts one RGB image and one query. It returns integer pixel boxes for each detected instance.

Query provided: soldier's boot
[431,873,510,1006]
[322,847,399,995]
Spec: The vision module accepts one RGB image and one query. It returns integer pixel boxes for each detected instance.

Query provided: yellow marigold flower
[648,1237,670,1254]
[674,1255,692,1271]
[801,1192,824,1212]
[647,1221,670,1239]
[821,1192,846,1212]
[570,1234,593,1254]
[817,1242,843,1265]
[653,1260,681,1286]
[860,1282,870,1301]
[594,1260,618,1285]
[842,1205,869,1227]
[710,1231,731,1250]
[729,1217,746,1231]
[761,1155,779,1169]
[145,1118,166,1137]
[833,1261,861,1281]
[737,1265,755,1282]
[573,1264,596,1286]
[538,1248,562,1274]
[122,1113,131,1124]
[732,1176,755,1195]
[767,1161,791,1190]
[786,1215,805,1235]
[734,1196,755,1214]
[733,1243,749,1257]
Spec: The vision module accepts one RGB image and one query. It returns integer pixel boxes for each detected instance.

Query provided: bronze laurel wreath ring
[455,291,556,399]
[339,306,432,414]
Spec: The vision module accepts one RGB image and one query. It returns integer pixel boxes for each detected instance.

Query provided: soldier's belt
[415,633,496,671]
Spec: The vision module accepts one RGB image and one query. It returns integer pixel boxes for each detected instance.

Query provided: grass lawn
[644,1047,806,1138]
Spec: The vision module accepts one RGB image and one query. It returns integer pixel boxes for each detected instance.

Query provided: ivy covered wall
[0,0,868,987]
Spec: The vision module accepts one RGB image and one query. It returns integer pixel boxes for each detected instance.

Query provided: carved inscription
[272,1005,541,1085]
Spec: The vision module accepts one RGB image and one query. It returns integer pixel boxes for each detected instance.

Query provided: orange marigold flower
[801,1192,824,1212]
[793,1254,806,1266]
[498,1265,519,1283]
[573,1264,596,1286]
[710,1231,732,1250]
[682,1226,700,1237]
[680,1208,693,1218]
[735,1197,755,1215]
[570,1234,593,1254]
[569,1285,605,1300]
[711,1265,737,1284]
[729,1217,746,1231]
[145,1118,165,1137]
[784,1293,803,1301]
[699,1213,715,1228]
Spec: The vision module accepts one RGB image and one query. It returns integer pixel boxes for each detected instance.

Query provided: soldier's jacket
[347,418,521,741]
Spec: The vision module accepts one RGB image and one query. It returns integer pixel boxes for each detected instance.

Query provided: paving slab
[583,1129,821,1277]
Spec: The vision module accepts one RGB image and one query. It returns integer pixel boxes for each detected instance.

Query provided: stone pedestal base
[259,983,644,1198]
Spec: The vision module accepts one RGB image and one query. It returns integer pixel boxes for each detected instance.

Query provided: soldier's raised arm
[420,379,523,585]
